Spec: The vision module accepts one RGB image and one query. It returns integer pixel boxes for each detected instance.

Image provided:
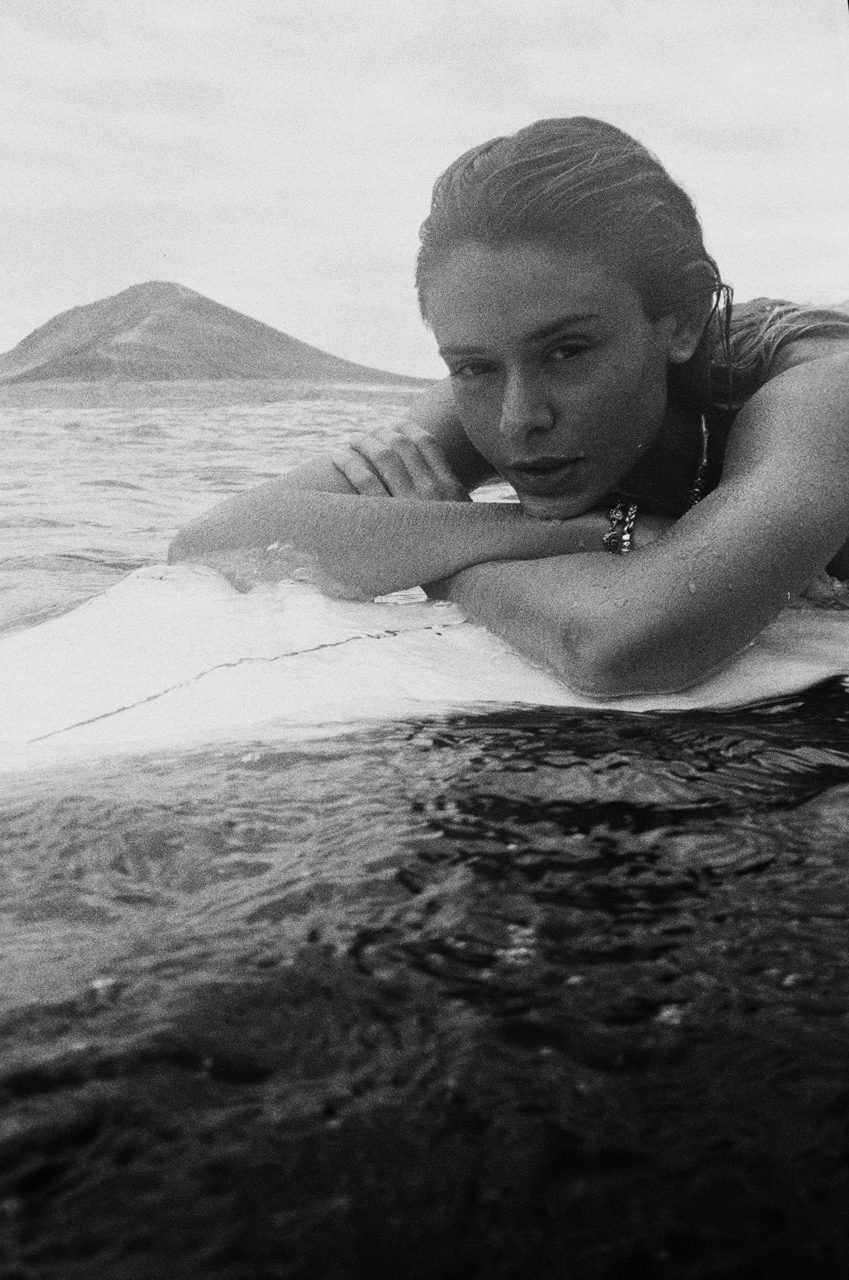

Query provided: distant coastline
[0,282,432,386]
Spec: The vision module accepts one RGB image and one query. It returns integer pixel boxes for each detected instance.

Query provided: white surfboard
[2,563,849,773]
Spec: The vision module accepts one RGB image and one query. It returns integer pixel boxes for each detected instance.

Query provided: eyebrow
[439,313,602,356]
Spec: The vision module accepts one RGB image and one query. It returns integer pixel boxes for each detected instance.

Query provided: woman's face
[425,241,682,518]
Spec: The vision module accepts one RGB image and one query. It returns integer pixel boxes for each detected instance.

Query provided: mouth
[507,455,584,494]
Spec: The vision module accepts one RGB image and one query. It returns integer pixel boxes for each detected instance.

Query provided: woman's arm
[168,377,495,562]
[166,375,670,598]
[436,350,849,695]
[216,378,490,503]
[167,377,665,596]
[169,486,669,597]
[169,377,607,589]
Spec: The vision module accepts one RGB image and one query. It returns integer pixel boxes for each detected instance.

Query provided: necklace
[604,413,711,554]
[686,414,710,508]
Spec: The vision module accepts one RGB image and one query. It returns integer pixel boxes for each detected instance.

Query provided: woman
[168,118,849,695]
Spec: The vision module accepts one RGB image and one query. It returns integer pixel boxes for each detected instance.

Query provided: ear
[664,264,718,364]
[665,310,711,364]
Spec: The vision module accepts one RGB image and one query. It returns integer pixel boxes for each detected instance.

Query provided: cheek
[580,348,667,443]
[450,383,505,457]
[625,349,670,441]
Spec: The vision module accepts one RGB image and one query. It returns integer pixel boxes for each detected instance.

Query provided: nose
[498,370,554,442]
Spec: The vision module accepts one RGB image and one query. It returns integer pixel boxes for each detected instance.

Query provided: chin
[518,492,593,521]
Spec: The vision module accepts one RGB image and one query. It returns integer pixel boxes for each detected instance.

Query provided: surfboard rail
[2,563,848,773]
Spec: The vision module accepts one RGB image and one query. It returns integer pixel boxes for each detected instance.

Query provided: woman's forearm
[168,488,613,596]
[431,557,602,685]
[437,542,757,696]
[432,553,691,695]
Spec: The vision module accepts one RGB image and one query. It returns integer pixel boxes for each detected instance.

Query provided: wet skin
[424,242,700,519]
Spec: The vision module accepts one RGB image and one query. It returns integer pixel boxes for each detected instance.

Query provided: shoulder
[714,296,849,401]
[720,328,849,481]
[705,304,849,493]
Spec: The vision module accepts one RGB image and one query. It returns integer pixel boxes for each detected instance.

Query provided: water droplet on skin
[88,976,121,1008]
[656,1003,685,1026]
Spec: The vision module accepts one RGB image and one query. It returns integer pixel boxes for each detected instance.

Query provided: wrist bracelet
[602,497,638,554]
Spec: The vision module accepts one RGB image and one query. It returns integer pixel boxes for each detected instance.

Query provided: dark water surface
[2,385,849,1277]
[3,687,849,1278]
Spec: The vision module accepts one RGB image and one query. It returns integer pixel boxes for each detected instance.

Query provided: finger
[329,449,393,497]
[348,437,419,496]
[391,426,470,500]
[385,438,448,499]
[408,434,470,500]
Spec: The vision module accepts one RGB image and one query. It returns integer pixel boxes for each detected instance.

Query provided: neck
[616,401,704,516]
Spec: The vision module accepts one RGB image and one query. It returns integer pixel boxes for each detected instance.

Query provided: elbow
[167,522,213,564]
[167,530,193,563]
[167,514,223,564]
[559,617,712,698]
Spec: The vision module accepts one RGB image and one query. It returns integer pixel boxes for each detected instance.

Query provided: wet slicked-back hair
[416,118,724,325]
[416,117,849,414]
[416,117,733,406]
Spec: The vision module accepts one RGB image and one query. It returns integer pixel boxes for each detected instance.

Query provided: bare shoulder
[768,330,849,377]
[718,297,849,401]
[716,339,849,530]
[731,336,849,443]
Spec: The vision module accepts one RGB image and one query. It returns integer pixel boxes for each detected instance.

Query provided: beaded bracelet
[602,497,638,554]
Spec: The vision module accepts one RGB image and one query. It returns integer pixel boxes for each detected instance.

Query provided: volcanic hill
[0,282,427,384]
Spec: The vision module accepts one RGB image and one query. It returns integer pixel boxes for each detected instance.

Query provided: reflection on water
[2,689,849,1275]
[6,680,849,1014]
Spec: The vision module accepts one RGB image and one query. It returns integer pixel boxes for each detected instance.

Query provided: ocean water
[0,380,429,634]
[1,381,849,1279]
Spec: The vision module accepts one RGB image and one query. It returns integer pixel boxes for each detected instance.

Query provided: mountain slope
[0,283,427,383]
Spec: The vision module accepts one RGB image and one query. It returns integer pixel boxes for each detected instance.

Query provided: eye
[448,360,495,381]
[548,341,590,363]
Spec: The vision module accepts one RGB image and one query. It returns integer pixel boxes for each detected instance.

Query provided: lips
[507,455,583,494]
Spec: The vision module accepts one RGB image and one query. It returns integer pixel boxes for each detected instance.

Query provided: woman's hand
[330,424,471,501]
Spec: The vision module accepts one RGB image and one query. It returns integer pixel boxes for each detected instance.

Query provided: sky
[2,0,848,377]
